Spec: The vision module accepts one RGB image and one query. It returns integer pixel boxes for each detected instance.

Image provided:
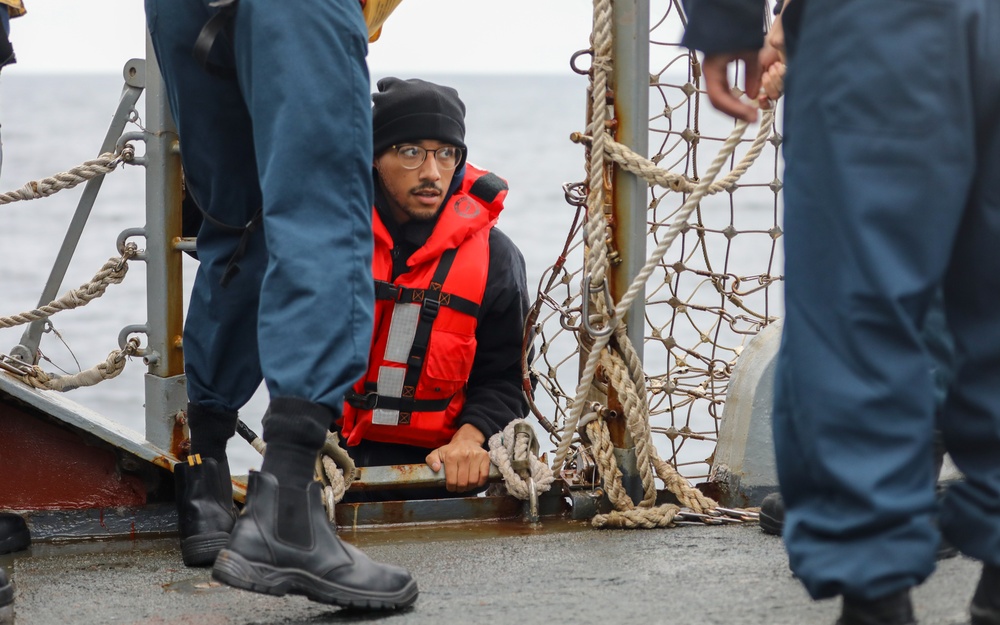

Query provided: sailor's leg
[145,0,267,416]
[147,0,264,566]
[937,0,1000,572]
[773,0,975,601]
[229,0,374,410]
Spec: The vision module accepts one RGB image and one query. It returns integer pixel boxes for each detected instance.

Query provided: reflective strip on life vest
[373,366,405,425]
[384,302,420,364]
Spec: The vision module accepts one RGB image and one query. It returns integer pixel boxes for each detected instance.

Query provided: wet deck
[1,521,980,625]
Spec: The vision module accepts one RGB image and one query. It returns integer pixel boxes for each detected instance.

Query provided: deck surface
[0,520,980,625]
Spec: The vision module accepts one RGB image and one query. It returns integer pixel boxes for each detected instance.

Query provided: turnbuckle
[674,506,760,526]
[0,353,34,377]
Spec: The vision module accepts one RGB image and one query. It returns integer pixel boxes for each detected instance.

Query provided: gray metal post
[610,0,649,357]
[142,31,187,451]
[607,0,650,504]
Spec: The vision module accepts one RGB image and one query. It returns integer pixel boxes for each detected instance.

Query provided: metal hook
[580,276,615,338]
[569,49,594,76]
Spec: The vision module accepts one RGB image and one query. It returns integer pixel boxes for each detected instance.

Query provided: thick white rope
[16,337,141,392]
[0,149,133,205]
[582,0,615,330]
[0,243,138,329]
[316,432,357,523]
[599,109,774,192]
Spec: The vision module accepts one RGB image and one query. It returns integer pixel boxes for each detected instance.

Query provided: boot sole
[212,549,418,610]
[181,532,230,567]
[759,512,783,536]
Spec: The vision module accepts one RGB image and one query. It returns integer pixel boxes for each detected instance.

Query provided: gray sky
[10,0,594,75]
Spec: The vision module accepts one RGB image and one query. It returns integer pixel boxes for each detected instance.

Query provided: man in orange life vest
[338,77,531,499]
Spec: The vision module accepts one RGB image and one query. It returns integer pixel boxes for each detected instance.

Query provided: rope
[551,0,619,475]
[593,110,774,193]
[0,148,134,205]
[487,419,555,500]
[0,243,138,329]
[16,337,141,392]
[316,432,357,523]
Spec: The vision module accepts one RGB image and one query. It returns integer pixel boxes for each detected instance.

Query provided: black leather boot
[971,565,1000,625]
[0,513,29,555]
[213,471,418,610]
[759,492,784,536]
[837,589,916,625]
[175,454,237,567]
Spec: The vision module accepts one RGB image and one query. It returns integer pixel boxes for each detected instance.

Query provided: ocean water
[0,70,782,475]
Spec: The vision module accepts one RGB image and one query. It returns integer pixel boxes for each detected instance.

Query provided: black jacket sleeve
[680,0,766,55]
[456,227,531,443]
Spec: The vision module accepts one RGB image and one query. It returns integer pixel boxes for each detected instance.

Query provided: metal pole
[607,0,650,504]
[610,0,649,358]
[141,29,187,452]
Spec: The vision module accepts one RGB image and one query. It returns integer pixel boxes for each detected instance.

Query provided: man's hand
[757,9,788,110]
[425,424,491,492]
[702,50,763,122]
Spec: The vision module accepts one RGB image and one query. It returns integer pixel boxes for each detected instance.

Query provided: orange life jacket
[341,165,509,448]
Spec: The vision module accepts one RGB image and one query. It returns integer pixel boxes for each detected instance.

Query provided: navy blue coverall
[684,0,1000,602]
[145,0,374,417]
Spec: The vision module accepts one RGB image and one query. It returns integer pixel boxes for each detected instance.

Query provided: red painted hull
[0,403,147,509]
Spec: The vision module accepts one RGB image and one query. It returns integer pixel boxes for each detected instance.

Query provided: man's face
[375,140,459,223]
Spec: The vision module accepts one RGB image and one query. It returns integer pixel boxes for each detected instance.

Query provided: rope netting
[526,0,782,513]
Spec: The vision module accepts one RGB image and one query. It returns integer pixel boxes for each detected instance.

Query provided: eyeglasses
[391,144,463,170]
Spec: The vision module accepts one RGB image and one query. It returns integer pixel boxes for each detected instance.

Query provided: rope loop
[488,419,555,500]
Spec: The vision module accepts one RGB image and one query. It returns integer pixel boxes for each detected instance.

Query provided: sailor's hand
[757,7,788,110]
[426,424,490,492]
[702,51,763,122]
[758,61,786,110]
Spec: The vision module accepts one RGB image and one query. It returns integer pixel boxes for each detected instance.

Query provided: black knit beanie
[372,77,467,167]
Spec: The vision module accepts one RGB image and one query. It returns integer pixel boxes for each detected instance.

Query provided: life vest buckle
[420,298,441,321]
[347,391,380,410]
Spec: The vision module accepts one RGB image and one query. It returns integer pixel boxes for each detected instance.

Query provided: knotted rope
[0,243,138,329]
[488,419,555,500]
[15,337,141,392]
[0,146,134,206]
[573,110,775,193]
[316,432,357,523]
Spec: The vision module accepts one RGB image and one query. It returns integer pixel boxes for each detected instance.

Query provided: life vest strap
[345,389,453,413]
[373,279,480,318]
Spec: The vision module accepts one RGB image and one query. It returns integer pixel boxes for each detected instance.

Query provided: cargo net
[526,0,782,509]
